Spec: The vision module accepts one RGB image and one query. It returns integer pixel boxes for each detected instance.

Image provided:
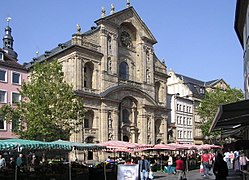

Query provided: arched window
[119,61,128,80]
[84,62,94,88]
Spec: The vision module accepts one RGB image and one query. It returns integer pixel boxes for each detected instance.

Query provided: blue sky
[0,1,243,89]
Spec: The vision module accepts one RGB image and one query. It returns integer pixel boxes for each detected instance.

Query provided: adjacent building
[0,21,28,139]
[167,70,229,145]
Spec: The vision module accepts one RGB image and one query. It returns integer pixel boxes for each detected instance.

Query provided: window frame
[0,69,7,82]
[119,61,129,80]
[0,52,3,60]
[0,89,7,104]
[11,91,21,104]
[0,116,6,130]
[12,71,21,85]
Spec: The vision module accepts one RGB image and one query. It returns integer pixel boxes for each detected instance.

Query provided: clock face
[120,31,132,48]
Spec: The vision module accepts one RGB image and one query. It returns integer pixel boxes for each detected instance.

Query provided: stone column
[163,116,168,144]
[112,109,119,140]
[138,107,148,144]
[112,33,118,76]
[100,104,108,142]
[75,55,82,90]
[151,113,155,144]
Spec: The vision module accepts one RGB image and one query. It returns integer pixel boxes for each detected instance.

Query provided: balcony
[82,87,99,94]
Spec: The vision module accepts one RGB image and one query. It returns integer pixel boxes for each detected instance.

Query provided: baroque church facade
[27,4,169,146]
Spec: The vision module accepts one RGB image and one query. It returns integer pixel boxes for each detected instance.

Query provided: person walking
[16,154,24,172]
[167,153,175,174]
[239,151,249,171]
[213,151,228,180]
[201,150,211,177]
[175,155,185,180]
[0,154,6,170]
[138,155,151,180]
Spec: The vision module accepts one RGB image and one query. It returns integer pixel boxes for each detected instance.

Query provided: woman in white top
[167,154,175,174]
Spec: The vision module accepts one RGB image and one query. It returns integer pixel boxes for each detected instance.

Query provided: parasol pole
[104,161,107,180]
[15,165,18,180]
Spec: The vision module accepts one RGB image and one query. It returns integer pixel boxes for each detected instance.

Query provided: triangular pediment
[95,6,157,44]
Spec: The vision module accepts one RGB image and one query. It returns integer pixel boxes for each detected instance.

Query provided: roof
[175,73,224,98]
[175,73,206,98]
[0,48,27,71]
[25,26,101,69]
[95,6,157,44]
[209,99,249,137]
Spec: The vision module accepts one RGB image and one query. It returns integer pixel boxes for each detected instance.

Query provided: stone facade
[29,7,169,153]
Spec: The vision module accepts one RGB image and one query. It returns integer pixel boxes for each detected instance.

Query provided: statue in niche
[108,111,112,129]
[108,58,112,73]
[146,68,151,83]
[147,116,151,132]
[107,35,112,55]
[146,49,150,62]
[108,133,113,140]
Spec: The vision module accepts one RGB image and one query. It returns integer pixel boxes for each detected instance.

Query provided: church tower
[2,17,18,60]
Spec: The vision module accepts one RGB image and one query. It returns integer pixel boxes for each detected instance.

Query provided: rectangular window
[84,119,89,128]
[11,117,19,132]
[12,72,21,84]
[0,69,7,82]
[0,52,3,60]
[0,90,7,103]
[0,117,5,130]
[12,92,21,104]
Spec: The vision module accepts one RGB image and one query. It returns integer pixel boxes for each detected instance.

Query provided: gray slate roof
[25,26,100,69]
[175,73,220,98]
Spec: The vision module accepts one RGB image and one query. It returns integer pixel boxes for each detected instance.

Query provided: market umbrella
[145,144,178,151]
[99,140,139,150]
[0,138,72,151]
[51,139,106,151]
[0,141,17,151]
[197,144,222,150]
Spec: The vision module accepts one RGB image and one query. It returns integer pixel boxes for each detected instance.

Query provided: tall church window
[155,82,160,102]
[122,109,130,124]
[84,62,94,88]
[119,61,128,80]
[84,110,94,129]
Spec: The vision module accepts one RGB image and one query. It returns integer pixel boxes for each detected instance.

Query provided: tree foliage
[1,60,85,141]
[197,88,244,137]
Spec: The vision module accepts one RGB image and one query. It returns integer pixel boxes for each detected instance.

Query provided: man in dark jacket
[138,155,151,180]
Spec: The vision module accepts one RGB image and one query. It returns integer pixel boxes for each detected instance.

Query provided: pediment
[95,7,157,44]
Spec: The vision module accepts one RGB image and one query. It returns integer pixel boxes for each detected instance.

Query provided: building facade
[0,21,28,139]
[234,0,249,139]
[167,70,229,145]
[27,4,169,148]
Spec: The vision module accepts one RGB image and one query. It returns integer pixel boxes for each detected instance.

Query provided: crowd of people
[0,149,248,180]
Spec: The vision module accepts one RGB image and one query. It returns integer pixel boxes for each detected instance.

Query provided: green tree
[1,60,85,141]
[197,88,244,137]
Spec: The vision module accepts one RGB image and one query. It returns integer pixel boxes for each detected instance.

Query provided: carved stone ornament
[120,31,132,48]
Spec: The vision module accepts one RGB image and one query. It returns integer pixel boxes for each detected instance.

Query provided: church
[26,2,169,154]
